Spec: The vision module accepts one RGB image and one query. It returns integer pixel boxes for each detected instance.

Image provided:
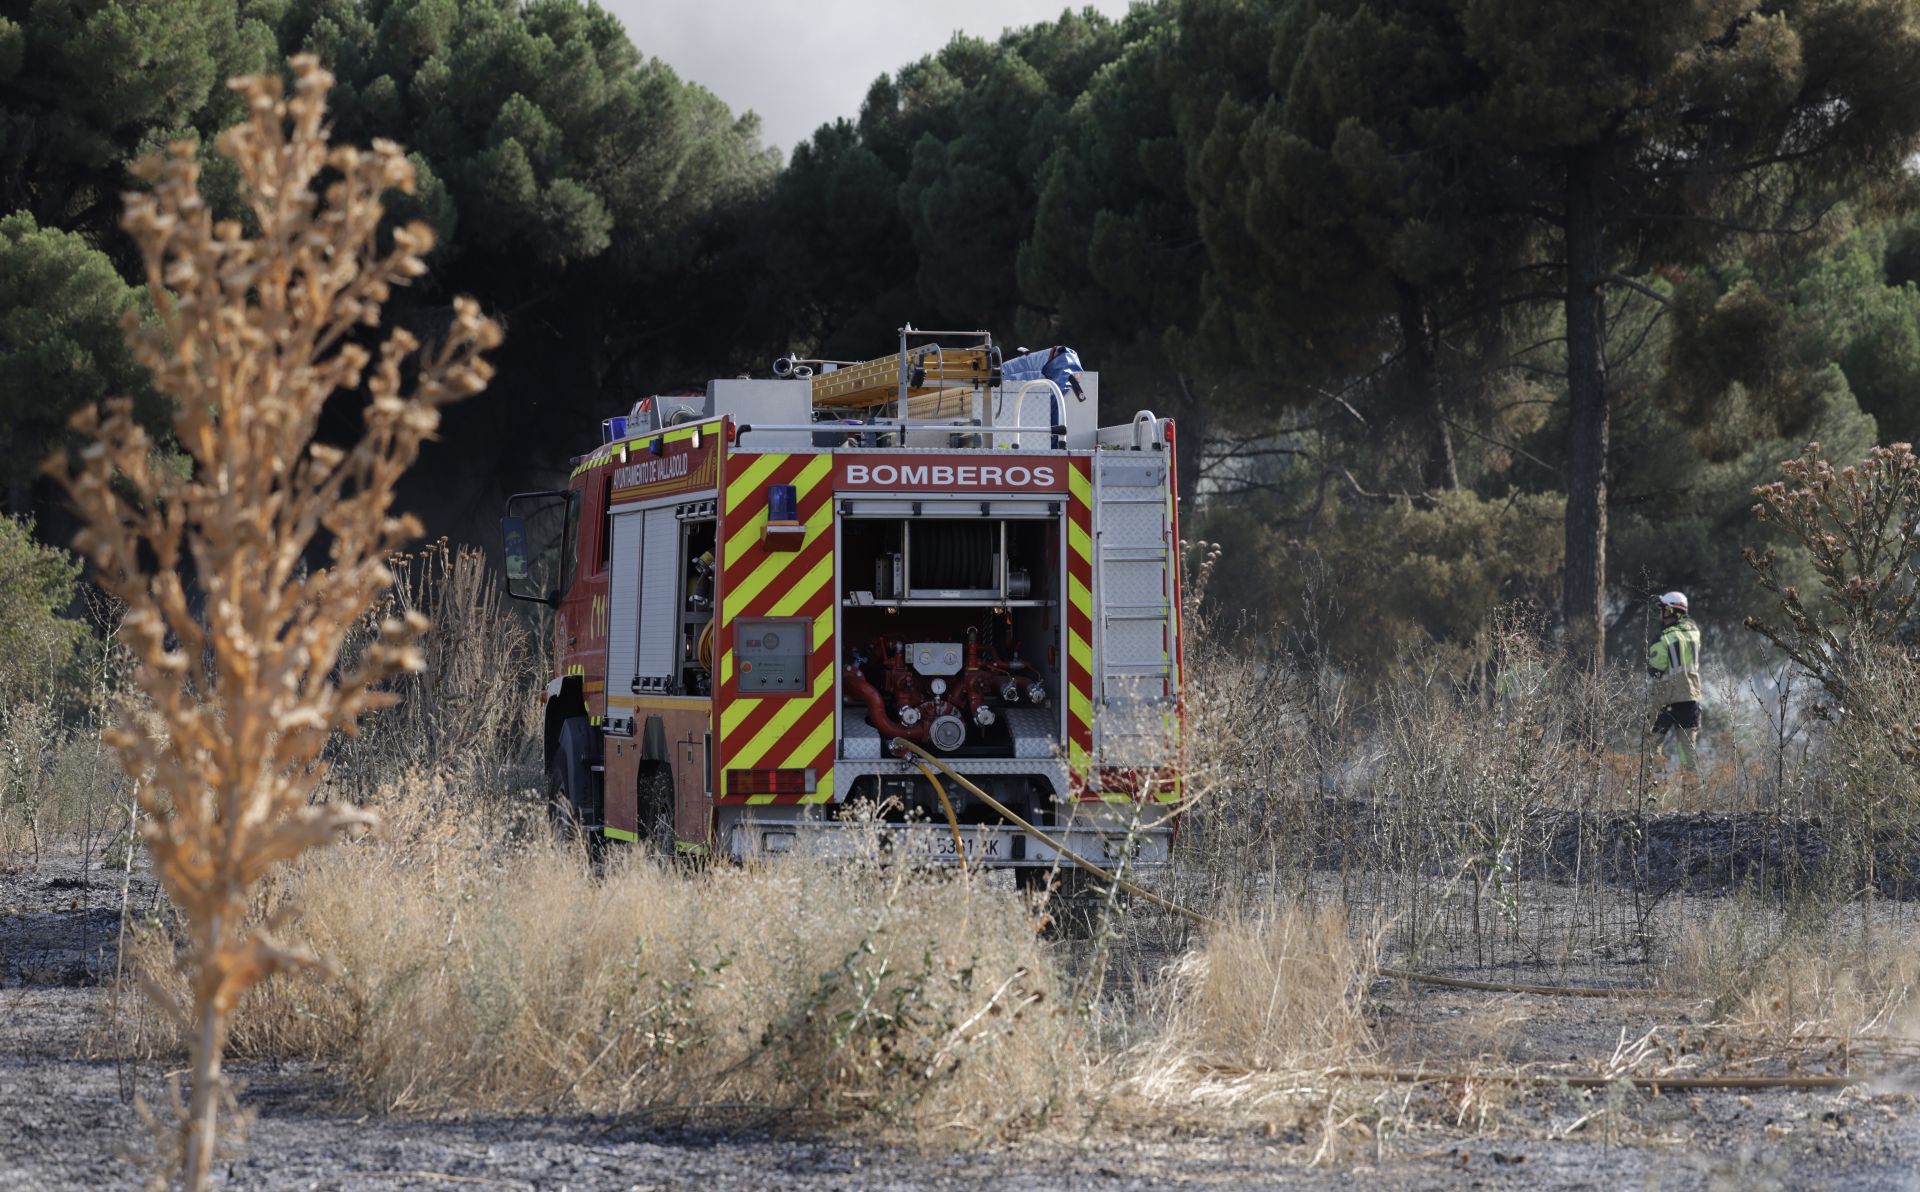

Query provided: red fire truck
[502,329,1183,874]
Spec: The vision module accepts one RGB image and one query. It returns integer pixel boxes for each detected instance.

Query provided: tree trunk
[1397,283,1458,492]
[1562,146,1610,668]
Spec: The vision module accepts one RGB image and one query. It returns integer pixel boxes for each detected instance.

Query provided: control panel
[736,618,810,693]
[909,642,964,676]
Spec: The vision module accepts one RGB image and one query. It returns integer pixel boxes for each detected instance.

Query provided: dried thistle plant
[1743,440,1920,708]
[45,56,500,1191]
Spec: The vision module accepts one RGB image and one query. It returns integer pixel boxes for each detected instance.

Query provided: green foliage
[1454,0,1920,650]
[1612,363,1880,667]
[284,0,775,273]
[0,212,153,499]
[1664,214,1920,449]
[0,515,84,704]
[255,0,781,527]
[1176,0,1532,490]
[1199,488,1564,675]
[1017,4,1220,495]
[0,0,273,239]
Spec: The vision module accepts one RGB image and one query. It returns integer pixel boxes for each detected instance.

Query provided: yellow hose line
[890,738,1684,1002]
[891,738,1202,924]
[906,759,968,873]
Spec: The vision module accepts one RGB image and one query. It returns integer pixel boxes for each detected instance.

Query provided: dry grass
[1145,910,1375,1074]
[123,779,1080,1136]
[107,774,1402,1142]
[1668,904,1920,1048]
[328,539,541,797]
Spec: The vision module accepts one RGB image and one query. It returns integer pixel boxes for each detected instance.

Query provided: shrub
[48,58,499,1191]
[0,515,84,706]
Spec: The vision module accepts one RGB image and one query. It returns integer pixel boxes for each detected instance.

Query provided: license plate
[914,830,1008,862]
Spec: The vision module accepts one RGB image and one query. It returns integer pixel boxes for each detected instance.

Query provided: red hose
[844,665,928,742]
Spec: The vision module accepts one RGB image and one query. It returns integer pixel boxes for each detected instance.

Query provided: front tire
[547,757,582,842]
[547,717,602,859]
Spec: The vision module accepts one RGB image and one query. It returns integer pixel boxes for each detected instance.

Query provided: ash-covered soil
[5,848,1920,1190]
[1270,798,1920,897]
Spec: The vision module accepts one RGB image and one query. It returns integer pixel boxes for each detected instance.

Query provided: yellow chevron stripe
[773,715,834,773]
[720,648,734,686]
[1067,460,1092,506]
[1067,520,1092,568]
[767,552,833,618]
[1068,627,1092,677]
[725,493,832,609]
[1069,684,1094,731]
[721,646,830,740]
[732,695,812,764]
[745,793,776,805]
[724,453,789,515]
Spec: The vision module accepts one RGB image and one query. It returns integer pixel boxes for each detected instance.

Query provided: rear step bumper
[721,818,1171,869]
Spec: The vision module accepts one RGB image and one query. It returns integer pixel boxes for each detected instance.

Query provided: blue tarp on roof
[1001,346,1084,390]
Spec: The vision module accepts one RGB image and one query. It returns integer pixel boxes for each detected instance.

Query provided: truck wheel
[638,765,675,855]
[547,756,583,842]
[547,717,601,854]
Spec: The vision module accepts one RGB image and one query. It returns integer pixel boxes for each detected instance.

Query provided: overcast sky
[603,0,1135,157]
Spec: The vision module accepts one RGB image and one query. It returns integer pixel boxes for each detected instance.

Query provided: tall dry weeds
[47,57,499,1190]
[120,776,1079,1136]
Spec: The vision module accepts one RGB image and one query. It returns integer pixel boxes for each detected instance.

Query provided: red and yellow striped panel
[716,452,836,805]
[1065,458,1096,797]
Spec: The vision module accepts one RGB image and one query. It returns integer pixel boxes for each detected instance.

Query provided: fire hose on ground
[894,738,1670,1000]
[892,738,1870,1095]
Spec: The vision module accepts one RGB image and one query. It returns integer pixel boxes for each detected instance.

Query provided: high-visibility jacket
[1648,617,1702,707]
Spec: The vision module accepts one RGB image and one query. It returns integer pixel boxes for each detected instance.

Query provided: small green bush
[0,515,84,706]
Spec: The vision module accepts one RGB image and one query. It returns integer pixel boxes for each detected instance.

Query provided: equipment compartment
[838,513,1062,758]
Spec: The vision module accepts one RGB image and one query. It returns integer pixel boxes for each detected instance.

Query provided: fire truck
[501,328,1184,875]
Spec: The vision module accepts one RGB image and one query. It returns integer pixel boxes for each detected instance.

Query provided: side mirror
[501,515,531,584]
[502,490,574,606]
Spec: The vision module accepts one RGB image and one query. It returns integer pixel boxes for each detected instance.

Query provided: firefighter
[1647,591,1703,783]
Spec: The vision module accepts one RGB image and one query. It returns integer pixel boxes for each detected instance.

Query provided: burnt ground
[5,848,1920,1190]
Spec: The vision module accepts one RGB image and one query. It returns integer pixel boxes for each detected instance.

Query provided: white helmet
[1657,591,1689,615]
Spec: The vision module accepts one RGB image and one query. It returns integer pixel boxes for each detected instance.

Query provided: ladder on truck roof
[1093,451,1178,770]
[790,327,1002,418]
[809,344,998,410]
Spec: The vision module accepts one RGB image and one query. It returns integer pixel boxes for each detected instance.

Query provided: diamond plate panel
[1102,501,1163,546]
[842,716,883,760]
[1003,706,1061,759]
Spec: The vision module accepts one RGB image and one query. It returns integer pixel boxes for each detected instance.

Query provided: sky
[603,0,1135,158]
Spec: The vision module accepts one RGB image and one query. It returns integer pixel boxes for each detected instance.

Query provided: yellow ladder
[810,345,996,411]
